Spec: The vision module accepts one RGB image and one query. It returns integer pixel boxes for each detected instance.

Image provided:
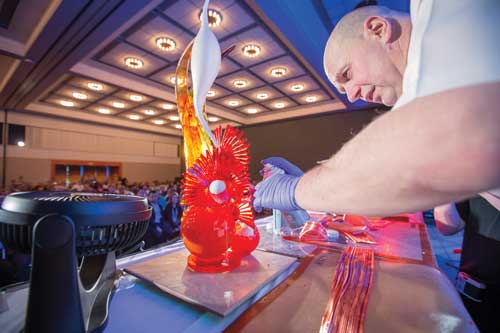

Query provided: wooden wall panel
[242,109,382,181]
[154,142,178,158]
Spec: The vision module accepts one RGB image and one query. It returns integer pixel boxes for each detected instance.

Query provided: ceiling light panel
[162,1,254,39]
[215,71,264,92]
[112,91,152,104]
[220,26,285,65]
[274,76,320,94]
[67,77,117,95]
[87,82,103,91]
[56,86,99,103]
[199,8,222,28]
[124,16,192,62]
[216,95,252,108]
[264,97,297,110]
[127,114,141,120]
[85,105,118,115]
[60,100,75,107]
[249,55,306,83]
[270,67,287,78]
[98,97,129,110]
[98,43,167,76]
[124,57,144,69]
[153,119,166,125]
[241,86,284,103]
[242,44,261,58]
[293,90,330,105]
[156,37,176,51]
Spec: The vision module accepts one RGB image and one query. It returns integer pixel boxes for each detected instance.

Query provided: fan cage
[32,193,128,202]
[0,218,149,256]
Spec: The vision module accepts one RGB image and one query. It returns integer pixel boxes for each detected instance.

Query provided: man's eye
[343,69,351,80]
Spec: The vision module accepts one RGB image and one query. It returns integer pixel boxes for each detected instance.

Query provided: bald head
[328,6,396,45]
[323,6,410,106]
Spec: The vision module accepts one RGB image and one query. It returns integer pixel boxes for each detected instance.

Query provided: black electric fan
[0,191,151,332]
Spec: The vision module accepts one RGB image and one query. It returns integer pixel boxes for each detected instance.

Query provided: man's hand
[261,157,304,176]
[253,173,301,212]
[253,157,303,212]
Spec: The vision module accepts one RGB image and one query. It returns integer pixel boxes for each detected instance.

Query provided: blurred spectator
[163,192,183,239]
[143,190,168,248]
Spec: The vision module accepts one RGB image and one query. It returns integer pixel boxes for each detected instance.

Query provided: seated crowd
[0,175,270,287]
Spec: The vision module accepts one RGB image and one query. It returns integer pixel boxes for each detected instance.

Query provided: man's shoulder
[398,0,500,108]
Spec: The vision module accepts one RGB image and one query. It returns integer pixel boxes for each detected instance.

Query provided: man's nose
[346,86,360,103]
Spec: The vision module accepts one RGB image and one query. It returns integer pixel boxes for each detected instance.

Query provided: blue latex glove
[253,173,301,212]
[261,157,304,176]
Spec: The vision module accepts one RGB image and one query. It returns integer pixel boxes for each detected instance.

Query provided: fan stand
[24,214,117,333]
[79,251,116,332]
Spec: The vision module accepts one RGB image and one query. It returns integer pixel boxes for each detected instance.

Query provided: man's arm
[295,82,500,215]
[433,203,465,236]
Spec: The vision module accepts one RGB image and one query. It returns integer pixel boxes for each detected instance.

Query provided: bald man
[253,1,500,216]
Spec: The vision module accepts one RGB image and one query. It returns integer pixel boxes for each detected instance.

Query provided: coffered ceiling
[39,74,239,134]
[2,0,353,137]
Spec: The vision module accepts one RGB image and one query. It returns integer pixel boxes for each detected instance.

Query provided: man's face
[325,36,403,106]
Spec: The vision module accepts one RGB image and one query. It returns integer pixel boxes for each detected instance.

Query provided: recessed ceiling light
[169,76,185,86]
[128,114,141,120]
[227,100,240,107]
[233,80,247,88]
[87,82,103,91]
[290,84,304,92]
[98,108,111,114]
[60,100,74,107]
[72,92,87,100]
[174,123,182,129]
[153,119,165,125]
[124,57,144,69]
[242,44,261,58]
[305,95,318,103]
[208,116,219,122]
[162,103,175,110]
[112,102,125,109]
[256,92,269,100]
[169,115,180,121]
[199,9,222,27]
[270,67,287,78]
[247,108,258,114]
[274,102,285,109]
[207,90,216,97]
[144,109,156,115]
[156,37,176,52]
[17,141,25,147]
[129,94,143,102]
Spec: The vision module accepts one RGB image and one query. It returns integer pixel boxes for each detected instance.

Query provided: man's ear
[363,15,394,44]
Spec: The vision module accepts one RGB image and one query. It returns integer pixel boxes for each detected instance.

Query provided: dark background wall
[243,108,383,181]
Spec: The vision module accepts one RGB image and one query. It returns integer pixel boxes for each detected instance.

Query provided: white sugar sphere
[209,180,226,195]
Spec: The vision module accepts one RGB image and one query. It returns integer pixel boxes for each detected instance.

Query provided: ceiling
[40,74,239,133]
[0,0,407,137]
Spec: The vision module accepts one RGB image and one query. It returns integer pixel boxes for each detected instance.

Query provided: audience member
[163,192,183,239]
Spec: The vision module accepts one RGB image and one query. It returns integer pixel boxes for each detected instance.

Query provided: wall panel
[243,109,382,180]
